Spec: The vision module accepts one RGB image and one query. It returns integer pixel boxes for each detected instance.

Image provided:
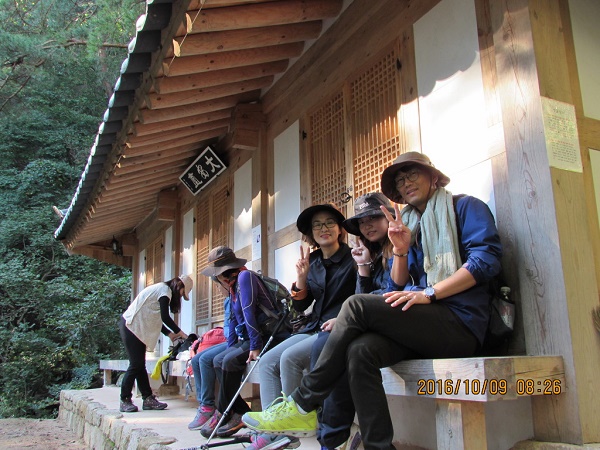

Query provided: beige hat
[179,274,193,300]
[200,246,247,277]
[380,152,450,204]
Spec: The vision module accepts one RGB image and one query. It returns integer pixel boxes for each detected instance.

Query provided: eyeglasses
[395,169,421,188]
[312,219,338,230]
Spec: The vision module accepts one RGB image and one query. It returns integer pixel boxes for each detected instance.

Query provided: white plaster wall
[181,208,195,335]
[274,240,304,291]
[234,159,253,252]
[415,0,496,180]
[274,121,301,232]
[569,0,600,120]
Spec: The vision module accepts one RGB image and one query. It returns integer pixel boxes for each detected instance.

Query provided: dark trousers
[311,331,356,449]
[118,317,153,401]
[292,294,478,450]
[213,340,252,416]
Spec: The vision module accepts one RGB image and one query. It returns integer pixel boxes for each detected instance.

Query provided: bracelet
[393,252,408,258]
[357,262,372,267]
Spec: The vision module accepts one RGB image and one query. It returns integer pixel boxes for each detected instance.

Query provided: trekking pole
[201,302,290,450]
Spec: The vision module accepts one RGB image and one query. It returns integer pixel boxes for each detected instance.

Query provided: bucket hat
[342,193,394,236]
[178,274,194,300]
[200,246,247,277]
[296,204,346,236]
[380,151,450,203]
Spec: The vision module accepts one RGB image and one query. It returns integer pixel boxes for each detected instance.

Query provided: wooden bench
[99,358,190,385]
[380,355,565,449]
[100,354,565,449]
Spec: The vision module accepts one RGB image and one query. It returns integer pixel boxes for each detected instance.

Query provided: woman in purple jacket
[198,246,288,439]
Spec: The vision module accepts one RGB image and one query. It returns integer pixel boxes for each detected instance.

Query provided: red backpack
[186,327,227,376]
[189,327,226,357]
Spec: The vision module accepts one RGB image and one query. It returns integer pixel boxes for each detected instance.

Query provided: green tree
[0,0,145,418]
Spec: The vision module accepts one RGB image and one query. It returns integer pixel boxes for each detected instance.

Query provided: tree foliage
[0,0,145,418]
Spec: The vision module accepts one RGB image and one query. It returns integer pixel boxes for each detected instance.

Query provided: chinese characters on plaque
[179,146,227,195]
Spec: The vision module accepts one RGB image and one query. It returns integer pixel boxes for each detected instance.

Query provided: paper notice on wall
[541,97,583,172]
[252,225,261,261]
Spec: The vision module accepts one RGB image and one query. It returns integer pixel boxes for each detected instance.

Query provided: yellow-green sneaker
[242,398,317,437]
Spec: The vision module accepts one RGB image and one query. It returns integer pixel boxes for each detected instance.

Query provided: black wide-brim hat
[381,151,450,204]
[342,192,394,236]
[296,204,346,236]
[200,246,247,277]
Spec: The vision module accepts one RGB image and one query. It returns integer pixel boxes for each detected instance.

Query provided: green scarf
[400,188,462,285]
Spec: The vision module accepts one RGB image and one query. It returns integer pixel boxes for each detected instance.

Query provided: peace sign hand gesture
[351,237,371,265]
[295,245,310,288]
[381,204,410,255]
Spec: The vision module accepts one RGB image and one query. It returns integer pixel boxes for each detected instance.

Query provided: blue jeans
[190,342,228,408]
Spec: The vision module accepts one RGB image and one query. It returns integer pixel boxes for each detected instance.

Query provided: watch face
[425,287,435,299]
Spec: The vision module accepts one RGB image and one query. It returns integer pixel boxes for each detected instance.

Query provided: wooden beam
[117,148,200,170]
[178,0,342,34]
[127,119,231,147]
[162,42,304,77]
[173,21,322,56]
[124,127,228,155]
[146,76,273,109]
[157,189,179,222]
[133,109,232,136]
[139,92,258,123]
[155,60,288,94]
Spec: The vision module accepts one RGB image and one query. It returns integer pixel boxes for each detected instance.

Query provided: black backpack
[250,270,293,335]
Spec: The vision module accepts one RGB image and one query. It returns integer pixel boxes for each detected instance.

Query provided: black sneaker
[142,395,168,410]
[120,398,138,413]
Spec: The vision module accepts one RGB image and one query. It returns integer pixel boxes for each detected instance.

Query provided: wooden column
[435,400,487,450]
[490,0,600,444]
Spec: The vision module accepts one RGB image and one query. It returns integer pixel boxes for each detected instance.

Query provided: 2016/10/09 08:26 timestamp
[416,378,562,396]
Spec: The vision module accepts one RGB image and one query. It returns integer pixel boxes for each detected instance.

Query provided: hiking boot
[188,406,215,430]
[247,432,300,450]
[142,394,167,410]
[200,410,222,438]
[241,398,317,437]
[119,398,138,413]
[216,412,246,437]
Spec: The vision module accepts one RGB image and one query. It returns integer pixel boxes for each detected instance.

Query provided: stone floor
[60,385,323,450]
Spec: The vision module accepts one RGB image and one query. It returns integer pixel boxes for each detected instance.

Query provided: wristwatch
[424,286,437,302]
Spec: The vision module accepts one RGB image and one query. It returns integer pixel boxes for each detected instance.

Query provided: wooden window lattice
[210,183,229,319]
[196,200,211,322]
[195,182,230,325]
[350,50,401,197]
[309,92,346,206]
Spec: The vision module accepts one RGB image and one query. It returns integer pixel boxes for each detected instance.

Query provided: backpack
[452,195,515,353]
[195,327,226,354]
[250,270,293,335]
